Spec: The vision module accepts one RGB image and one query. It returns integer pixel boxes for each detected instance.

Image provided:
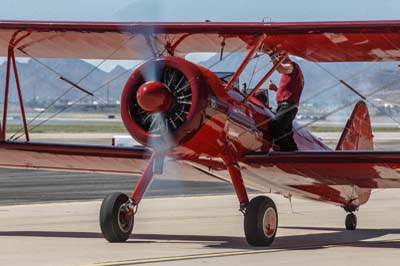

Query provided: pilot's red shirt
[270,61,304,105]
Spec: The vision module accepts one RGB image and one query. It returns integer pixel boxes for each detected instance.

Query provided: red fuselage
[120,56,371,208]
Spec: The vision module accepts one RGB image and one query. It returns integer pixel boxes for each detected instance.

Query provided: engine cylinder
[121,57,210,150]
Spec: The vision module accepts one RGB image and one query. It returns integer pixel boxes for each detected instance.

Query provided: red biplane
[1,20,400,246]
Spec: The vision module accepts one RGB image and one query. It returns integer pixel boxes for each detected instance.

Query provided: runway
[1,136,400,265]
[0,169,233,206]
[1,191,400,266]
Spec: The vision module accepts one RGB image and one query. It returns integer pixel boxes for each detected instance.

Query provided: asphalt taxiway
[1,136,400,265]
[1,190,400,266]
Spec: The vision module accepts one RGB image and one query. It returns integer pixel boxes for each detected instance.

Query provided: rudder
[336,101,373,150]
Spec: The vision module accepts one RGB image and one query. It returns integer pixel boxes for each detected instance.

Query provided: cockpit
[215,71,270,108]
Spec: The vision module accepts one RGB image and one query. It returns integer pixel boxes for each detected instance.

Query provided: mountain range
[200,53,400,107]
[0,54,399,108]
[0,59,131,104]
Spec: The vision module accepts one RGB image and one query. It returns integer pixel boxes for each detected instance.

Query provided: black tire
[345,213,357,230]
[244,196,278,246]
[100,192,134,242]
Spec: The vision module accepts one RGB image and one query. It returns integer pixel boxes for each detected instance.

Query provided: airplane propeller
[131,61,192,156]
[120,56,205,179]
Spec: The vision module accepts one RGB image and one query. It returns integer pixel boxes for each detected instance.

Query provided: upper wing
[1,20,400,61]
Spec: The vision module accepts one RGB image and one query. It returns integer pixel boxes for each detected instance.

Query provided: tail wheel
[244,196,278,246]
[100,192,134,242]
[345,213,357,230]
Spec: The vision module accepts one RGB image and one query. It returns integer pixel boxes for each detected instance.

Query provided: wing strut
[224,35,266,92]
[2,31,31,142]
[245,53,288,100]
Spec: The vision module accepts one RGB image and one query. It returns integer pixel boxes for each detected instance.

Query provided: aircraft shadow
[0,227,400,250]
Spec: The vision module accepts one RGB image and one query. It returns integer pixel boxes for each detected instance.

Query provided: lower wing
[0,142,232,184]
[1,142,400,189]
[244,151,400,189]
[0,142,150,175]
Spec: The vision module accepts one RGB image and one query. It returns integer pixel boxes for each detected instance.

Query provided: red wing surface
[1,20,400,61]
[0,142,150,174]
[245,151,400,189]
[0,142,231,182]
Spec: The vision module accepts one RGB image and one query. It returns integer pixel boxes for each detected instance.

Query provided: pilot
[268,52,304,151]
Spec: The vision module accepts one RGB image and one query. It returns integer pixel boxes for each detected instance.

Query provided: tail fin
[336,101,373,150]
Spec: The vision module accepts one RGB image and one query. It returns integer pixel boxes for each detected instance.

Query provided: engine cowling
[121,57,210,151]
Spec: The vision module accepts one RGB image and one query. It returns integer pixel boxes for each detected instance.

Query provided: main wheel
[244,196,278,246]
[100,192,134,242]
[345,213,357,230]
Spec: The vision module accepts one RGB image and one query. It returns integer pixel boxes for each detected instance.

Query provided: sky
[1,0,400,22]
[2,0,400,71]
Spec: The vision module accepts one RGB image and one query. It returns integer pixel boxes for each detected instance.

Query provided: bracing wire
[241,54,399,151]
[206,43,247,70]
[246,52,262,90]
[10,38,244,141]
[16,35,134,127]
[313,61,400,127]
[273,78,400,147]
[9,36,135,141]
[254,61,374,129]
[300,62,374,104]
[19,52,107,105]
[10,61,143,141]
[278,42,400,132]
[240,56,272,81]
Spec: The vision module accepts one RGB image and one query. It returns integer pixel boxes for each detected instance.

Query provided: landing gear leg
[222,142,278,246]
[100,153,157,242]
[221,142,249,211]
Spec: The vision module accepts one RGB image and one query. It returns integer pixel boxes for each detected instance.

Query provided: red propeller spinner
[136,81,174,113]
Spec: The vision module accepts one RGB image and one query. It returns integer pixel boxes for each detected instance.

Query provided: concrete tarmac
[0,169,233,206]
[1,191,400,266]
[1,137,400,265]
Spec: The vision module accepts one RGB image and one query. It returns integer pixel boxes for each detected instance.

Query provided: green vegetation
[5,123,127,134]
[307,126,400,132]
[4,123,400,134]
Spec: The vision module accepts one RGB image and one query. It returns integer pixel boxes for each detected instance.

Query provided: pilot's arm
[269,53,294,74]
[269,80,278,91]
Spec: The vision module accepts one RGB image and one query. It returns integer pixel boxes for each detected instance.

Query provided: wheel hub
[263,207,277,238]
[118,203,134,233]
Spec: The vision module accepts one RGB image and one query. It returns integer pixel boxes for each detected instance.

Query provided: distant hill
[199,53,400,106]
[1,55,399,109]
[0,59,131,104]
